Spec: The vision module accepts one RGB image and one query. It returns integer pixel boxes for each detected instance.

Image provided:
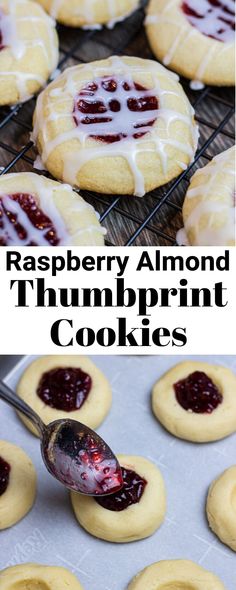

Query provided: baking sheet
[0,355,235,589]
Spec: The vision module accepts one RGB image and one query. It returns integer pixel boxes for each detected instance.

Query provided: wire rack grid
[0,2,235,246]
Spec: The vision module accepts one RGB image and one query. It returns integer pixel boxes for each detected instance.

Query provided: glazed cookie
[0,440,36,530]
[16,355,112,435]
[71,454,166,542]
[152,361,236,442]
[0,0,59,106]
[0,172,105,246]
[0,563,83,589]
[145,0,235,87]
[32,55,198,197]
[207,465,236,551]
[34,0,140,28]
[127,559,226,589]
[177,146,235,246]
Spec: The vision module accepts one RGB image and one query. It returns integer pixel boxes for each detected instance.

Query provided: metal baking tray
[0,355,235,589]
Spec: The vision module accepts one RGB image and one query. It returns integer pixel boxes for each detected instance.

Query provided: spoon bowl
[42,418,123,495]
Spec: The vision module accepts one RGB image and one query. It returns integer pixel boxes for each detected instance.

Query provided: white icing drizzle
[49,0,139,28]
[145,0,235,84]
[181,147,235,246]
[0,0,58,102]
[32,57,198,197]
[0,173,105,246]
[183,0,235,43]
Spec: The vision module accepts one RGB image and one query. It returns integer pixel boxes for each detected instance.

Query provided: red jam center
[174,371,223,413]
[182,0,235,42]
[0,30,4,51]
[0,193,60,246]
[96,467,147,511]
[37,367,92,412]
[73,76,158,144]
[0,456,10,496]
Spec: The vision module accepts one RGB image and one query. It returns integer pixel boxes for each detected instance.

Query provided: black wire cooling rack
[0,2,235,246]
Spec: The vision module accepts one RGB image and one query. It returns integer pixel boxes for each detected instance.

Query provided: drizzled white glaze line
[0,173,105,245]
[0,0,58,101]
[145,0,235,83]
[33,57,197,197]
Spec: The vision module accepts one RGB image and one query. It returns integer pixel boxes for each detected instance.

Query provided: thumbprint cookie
[0,0,59,105]
[34,0,140,29]
[71,454,166,542]
[0,440,37,530]
[145,0,235,87]
[16,355,112,435]
[0,172,105,246]
[177,146,235,246]
[127,560,226,590]
[207,465,236,552]
[152,361,236,442]
[32,56,198,197]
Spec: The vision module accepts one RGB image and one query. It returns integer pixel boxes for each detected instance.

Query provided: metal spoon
[0,380,123,496]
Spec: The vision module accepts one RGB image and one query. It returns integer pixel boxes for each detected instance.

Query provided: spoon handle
[0,380,44,437]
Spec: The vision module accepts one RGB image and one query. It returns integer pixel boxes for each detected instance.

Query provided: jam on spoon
[42,420,123,495]
[174,371,223,414]
[0,456,10,496]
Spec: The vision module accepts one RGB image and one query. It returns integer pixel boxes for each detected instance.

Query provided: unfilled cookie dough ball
[16,355,112,435]
[34,0,140,28]
[0,440,37,530]
[152,361,236,442]
[178,146,235,246]
[127,559,226,589]
[0,172,105,246]
[0,563,84,589]
[71,454,166,542]
[32,55,198,197]
[207,465,236,552]
[0,0,59,105]
[145,0,235,87]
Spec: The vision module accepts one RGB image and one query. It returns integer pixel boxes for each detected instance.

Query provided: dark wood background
[0,3,234,246]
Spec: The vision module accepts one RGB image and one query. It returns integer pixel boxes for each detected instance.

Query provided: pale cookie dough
[152,361,236,443]
[16,355,112,436]
[0,0,59,106]
[127,559,226,590]
[32,55,198,197]
[0,563,84,589]
[145,0,235,87]
[207,465,236,552]
[0,172,105,246]
[34,0,140,28]
[71,454,166,542]
[0,440,37,530]
[177,146,235,246]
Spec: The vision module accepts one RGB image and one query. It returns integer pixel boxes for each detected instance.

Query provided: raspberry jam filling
[73,76,158,144]
[96,466,147,511]
[0,30,4,51]
[174,371,223,413]
[0,456,10,496]
[0,193,60,246]
[182,0,235,42]
[0,12,5,51]
[37,367,92,411]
